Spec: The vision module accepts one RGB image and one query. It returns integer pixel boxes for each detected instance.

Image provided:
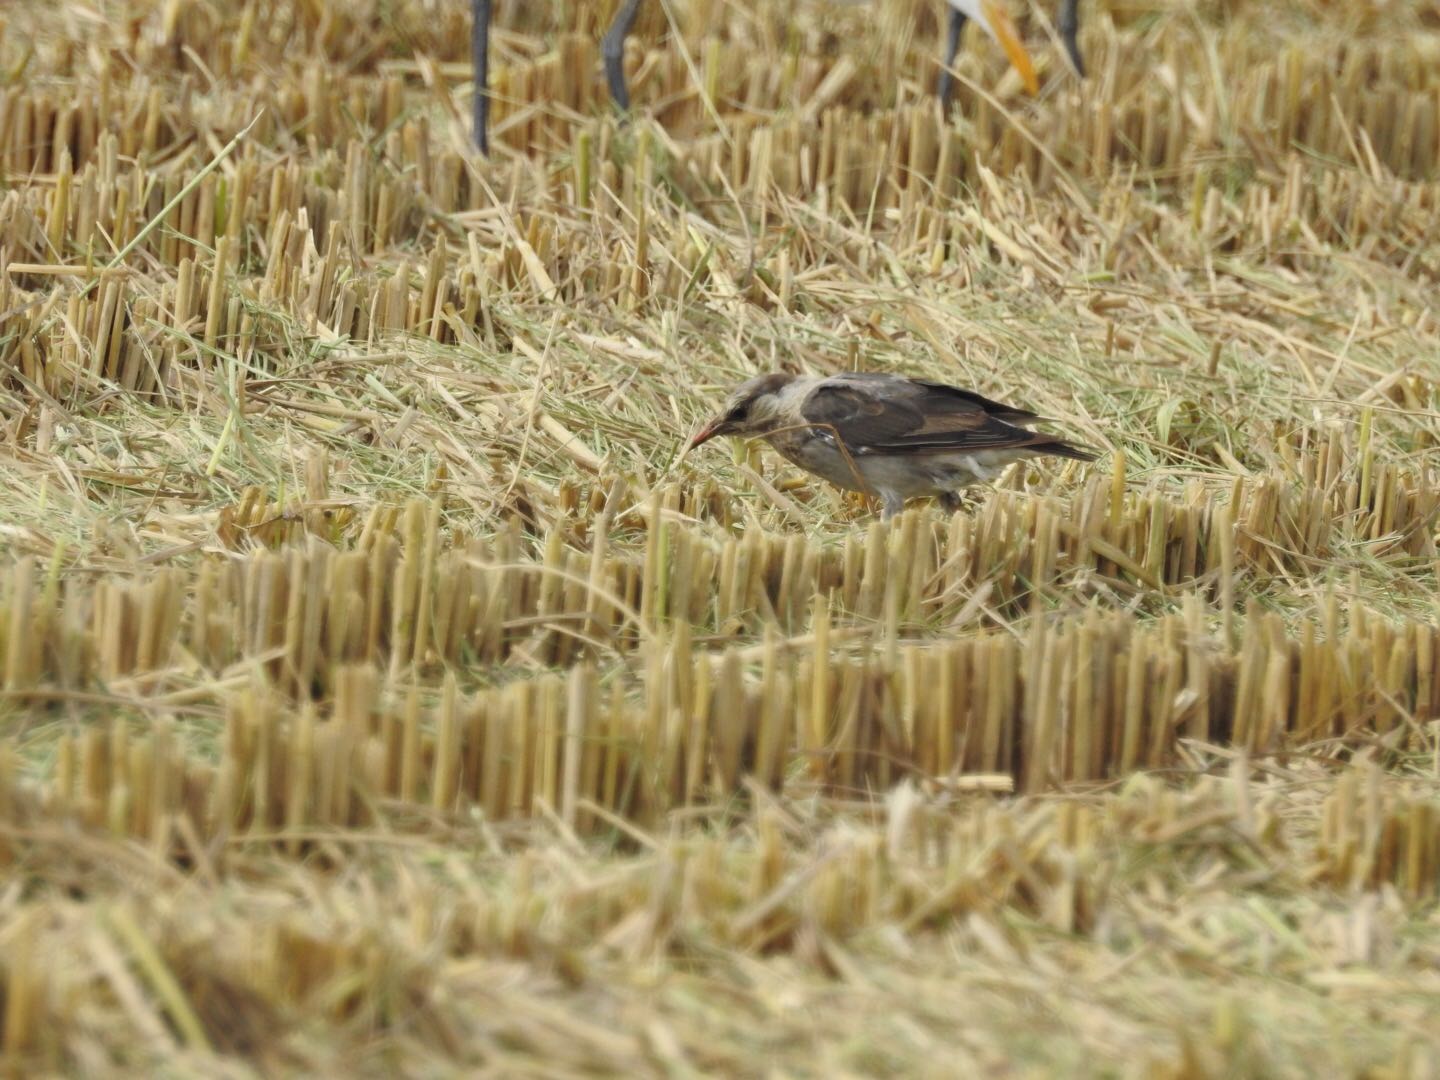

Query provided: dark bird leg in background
[478,0,1072,148]
[937,7,968,108]
[602,0,644,112]
[1058,0,1084,77]
[472,0,491,153]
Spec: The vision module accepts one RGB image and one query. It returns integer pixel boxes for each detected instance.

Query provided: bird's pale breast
[764,429,1032,500]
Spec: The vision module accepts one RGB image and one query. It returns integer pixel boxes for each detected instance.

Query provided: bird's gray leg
[936,8,968,109]
[1058,0,1085,78]
[880,492,907,520]
[471,0,491,154]
[602,0,644,113]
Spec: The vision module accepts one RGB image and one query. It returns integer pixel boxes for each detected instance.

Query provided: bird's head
[688,373,798,449]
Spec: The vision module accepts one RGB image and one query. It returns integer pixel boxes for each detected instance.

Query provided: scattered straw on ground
[1,0,1438,1074]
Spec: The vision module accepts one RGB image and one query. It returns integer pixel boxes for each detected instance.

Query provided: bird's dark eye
[728,403,749,422]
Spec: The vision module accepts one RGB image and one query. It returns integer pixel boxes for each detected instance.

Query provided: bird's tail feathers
[1037,438,1100,463]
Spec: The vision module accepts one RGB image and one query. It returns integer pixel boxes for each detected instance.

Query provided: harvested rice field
[2,0,1440,1074]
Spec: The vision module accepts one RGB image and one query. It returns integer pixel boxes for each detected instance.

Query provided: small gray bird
[688,372,1097,518]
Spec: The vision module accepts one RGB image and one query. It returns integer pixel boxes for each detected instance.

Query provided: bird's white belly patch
[765,430,1034,500]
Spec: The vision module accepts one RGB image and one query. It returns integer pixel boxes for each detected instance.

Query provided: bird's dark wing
[905,379,1043,426]
[828,373,1044,425]
[799,381,927,445]
[800,377,1048,454]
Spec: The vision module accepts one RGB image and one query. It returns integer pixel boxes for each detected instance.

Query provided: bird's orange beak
[687,419,724,450]
[979,0,1039,96]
